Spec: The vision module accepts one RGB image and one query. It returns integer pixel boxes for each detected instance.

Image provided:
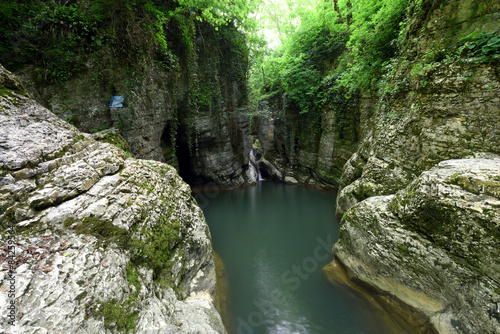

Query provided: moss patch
[63,216,131,249]
[0,84,27,97]
[130,215,181,279]
[126,263,141,294]
[99,299,138,333]
[97,131,131,152]
[85,264,142,332]
[0,85,11,97]
[397,243,411,256]
[408,202,458,238]
[64,214,182,279]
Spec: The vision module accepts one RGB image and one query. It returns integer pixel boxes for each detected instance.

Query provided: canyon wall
[13,19,254,188]
[336,0,500,217]
[253,0,499,198]
[330,0,500,332]
[253,0,500,332]
[1,0,499,332]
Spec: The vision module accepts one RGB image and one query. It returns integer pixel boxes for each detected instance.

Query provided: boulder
[0,65,226,333]
[333,158,500,333]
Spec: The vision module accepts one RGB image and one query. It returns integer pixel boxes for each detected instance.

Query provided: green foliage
[0,1,108,83]
[282,55,322,114]
[173,0,253,28]
[99,299,137,333]
[320,75,359,140]
[457,30,500,60]
[249,1,347,110]
[281,21,347,114]
[0,0,185,84]
[337,0,408,93]
[249,0,408,118]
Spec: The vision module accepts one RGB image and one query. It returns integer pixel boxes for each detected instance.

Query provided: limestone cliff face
[254,0,499,196]
[328,1,500,333]
[336,0,500,217]
[0,65,226,333]
[253,1,500,332]
[332,158,500,333]
[252,95,358,189]
[15,21,254,188]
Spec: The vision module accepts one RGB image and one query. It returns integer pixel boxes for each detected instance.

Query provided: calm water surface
[197,181,396,334]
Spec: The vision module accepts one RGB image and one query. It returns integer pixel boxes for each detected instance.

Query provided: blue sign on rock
[109,96,124,108]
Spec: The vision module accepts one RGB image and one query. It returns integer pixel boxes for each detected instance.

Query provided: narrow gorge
[1,0,499,333]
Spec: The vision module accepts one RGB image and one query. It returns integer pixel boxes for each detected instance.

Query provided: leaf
[460,31,480,42]
[486,36,500,47]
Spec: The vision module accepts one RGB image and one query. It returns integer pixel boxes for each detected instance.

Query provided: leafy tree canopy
[0,0,257,83]
[247,0,410,115]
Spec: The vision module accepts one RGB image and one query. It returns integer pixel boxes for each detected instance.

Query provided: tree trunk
[332,0,344,24]
[346,0,352,27]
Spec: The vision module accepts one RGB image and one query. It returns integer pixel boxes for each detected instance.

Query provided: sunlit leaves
[174,0,254,28]
[248,0,409,124]
[338,0,408,93]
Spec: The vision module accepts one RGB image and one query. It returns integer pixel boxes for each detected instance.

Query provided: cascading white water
[250,149,264,182]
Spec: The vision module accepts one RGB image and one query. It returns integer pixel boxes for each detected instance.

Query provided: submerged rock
[0,65,226,333]
[333,158,500,333]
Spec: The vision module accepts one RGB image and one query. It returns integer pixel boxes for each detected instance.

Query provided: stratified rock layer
[333,158,500,334]
[336,61,500,218]
[0,65,226,333]
[336,0,500,217]
[14,20,254,188]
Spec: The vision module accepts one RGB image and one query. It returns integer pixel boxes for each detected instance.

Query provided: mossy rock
[92,129,131,153]
[0,84,27,98]
[63,214,182,280]
[98,299,138,333]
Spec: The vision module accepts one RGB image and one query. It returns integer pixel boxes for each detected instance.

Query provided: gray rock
[335,0,500,218]
[14,22,254,189]
[333,158,500,334]
[0,65,226,334]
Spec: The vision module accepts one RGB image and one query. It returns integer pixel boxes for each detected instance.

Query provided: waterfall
[250,149,264,182]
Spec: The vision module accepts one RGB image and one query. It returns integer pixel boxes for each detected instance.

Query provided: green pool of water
[197,181,398,334]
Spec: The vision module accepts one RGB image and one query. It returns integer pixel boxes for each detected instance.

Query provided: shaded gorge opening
[195,181,414,334]
[161,120,207,186]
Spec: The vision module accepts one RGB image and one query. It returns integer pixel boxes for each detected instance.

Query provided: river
[197,181,400,334]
